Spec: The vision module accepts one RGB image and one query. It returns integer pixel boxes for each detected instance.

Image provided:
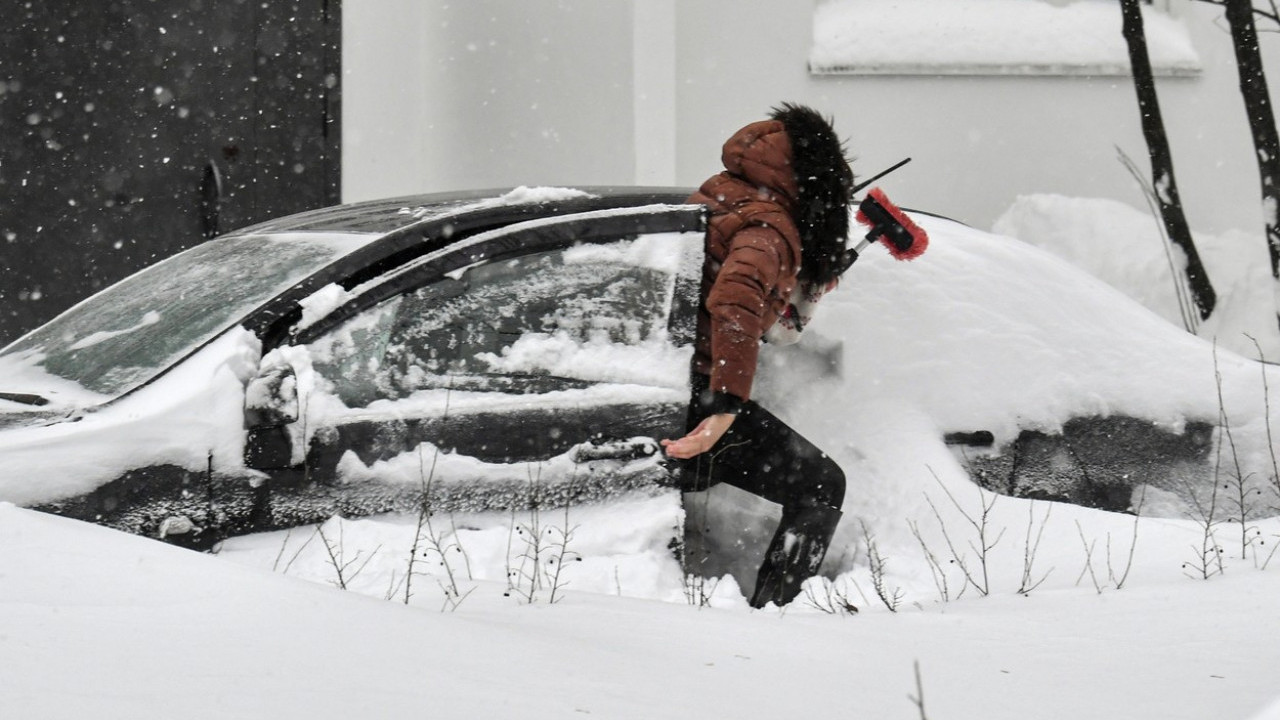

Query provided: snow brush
[837,187,929,275]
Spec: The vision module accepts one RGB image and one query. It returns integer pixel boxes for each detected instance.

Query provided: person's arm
[703,226,788,402]
[663,226,788,459]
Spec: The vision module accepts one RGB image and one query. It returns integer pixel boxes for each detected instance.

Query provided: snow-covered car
[0,187,710,547]
[0,184,1237,555]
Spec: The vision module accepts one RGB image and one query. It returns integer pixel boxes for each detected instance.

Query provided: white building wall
[342,0,432,201]
[344,0,1280,236]
[633,0,677,186]
[673,0,1280,236]
[343,0,636,202]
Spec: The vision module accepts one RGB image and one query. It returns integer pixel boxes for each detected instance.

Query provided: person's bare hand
[661,413,736,459]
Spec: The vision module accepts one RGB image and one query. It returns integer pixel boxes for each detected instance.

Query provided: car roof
[230,186,695,236]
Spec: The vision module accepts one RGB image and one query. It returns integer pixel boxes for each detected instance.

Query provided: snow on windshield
[0,348,110,409]
[0,232,375,402]
[67,311,162,350]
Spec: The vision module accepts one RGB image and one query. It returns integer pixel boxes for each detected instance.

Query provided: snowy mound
[803,212,1237,446]
[994,193,1280,362]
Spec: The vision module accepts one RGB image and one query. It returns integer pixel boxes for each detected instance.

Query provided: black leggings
[683,374,846,510]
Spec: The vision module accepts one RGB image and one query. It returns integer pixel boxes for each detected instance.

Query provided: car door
[248,204,705,521]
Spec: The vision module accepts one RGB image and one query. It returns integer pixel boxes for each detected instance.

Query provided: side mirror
[244,363,299,428]
[244,361,301,471]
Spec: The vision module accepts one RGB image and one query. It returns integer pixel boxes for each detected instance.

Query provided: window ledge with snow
[810,0,1202,77]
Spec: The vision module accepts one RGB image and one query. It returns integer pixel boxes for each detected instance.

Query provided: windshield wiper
[0,392,50,407]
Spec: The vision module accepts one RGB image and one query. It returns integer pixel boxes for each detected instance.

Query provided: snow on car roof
[228,186,687,237]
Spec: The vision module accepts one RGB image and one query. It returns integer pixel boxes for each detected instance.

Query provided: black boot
[749,502,843,608]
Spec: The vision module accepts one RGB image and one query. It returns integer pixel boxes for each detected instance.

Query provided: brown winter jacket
[688,119,803,410]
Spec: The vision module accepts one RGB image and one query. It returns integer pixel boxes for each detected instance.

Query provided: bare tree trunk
[1221,0,1280,332]
[1120,0,1217,321]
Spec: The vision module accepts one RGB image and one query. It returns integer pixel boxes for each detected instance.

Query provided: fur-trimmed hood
[768,103,854,283]
[717,104,854,283]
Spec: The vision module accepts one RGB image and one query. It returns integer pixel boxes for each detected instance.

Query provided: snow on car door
[262,205,705,519]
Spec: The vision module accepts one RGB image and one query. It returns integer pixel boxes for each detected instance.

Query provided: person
[661,103,853,609]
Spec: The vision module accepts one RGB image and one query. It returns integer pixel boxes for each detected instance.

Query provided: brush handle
[834,246,862,277]
[851,157,911,194]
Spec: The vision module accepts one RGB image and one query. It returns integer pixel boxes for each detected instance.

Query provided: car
[0,184,1226,558]
[0,186,712,548]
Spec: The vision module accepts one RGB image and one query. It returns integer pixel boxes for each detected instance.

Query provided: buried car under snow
[0,187,715,547]
[0,186,1234,550]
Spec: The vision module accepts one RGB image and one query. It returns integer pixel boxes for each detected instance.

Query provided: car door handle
[572,437,660,463]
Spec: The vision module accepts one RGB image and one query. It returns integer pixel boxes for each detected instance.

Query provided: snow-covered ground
[3,196,1280,719]
[3,501,1278,719]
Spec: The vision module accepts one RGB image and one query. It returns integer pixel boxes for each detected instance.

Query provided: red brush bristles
[855,187,929,261]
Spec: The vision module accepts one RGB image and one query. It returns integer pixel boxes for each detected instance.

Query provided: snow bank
[994,193,1280,362]
[818,212,1226,445]
[811,0,1201,75]
[7,499,1276,720]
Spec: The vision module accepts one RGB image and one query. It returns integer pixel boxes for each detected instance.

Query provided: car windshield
[0,232,375,403]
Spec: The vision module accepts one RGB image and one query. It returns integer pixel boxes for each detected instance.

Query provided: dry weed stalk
[316,518,380,591]
[506,463,579,604]
[861,521,904,612]
[1018,500,1054,595]
[924,467,1005,597]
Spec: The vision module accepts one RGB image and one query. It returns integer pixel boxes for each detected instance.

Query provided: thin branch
[1110,485,1144,590]
[1118,146,1198,332]
[1196,0,1280,27]
[928,467,1005,596]
[861,520,904,612]
[908,518,953,603]
[908,660,929,720]
[1018,501,1054,595]
[1075,520,1104,594]
[1247,334,1280,513]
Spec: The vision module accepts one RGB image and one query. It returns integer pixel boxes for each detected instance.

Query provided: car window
[308,232,698,409]
[0,232,375,400]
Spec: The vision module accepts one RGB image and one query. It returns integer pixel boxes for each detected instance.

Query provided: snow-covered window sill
[809,0,1202,77]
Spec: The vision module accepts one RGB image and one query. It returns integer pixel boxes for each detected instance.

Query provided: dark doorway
[0,0,341,345]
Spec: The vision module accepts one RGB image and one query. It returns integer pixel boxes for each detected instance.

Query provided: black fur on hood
[770,102,855,285]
